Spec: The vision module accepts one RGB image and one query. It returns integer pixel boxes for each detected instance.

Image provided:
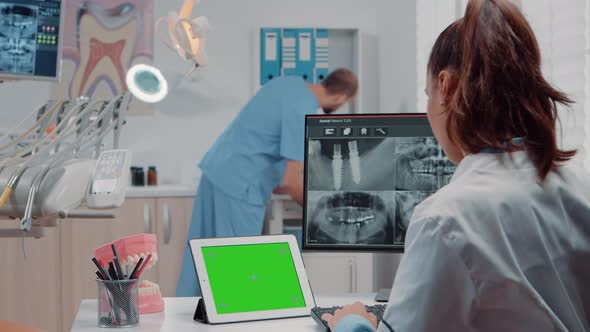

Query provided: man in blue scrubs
[177,69,358,296]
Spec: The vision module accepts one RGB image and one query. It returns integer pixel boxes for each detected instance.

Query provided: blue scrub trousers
[176,174,266,297]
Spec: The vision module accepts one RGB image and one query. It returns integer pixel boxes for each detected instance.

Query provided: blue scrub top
[199,76,319,206]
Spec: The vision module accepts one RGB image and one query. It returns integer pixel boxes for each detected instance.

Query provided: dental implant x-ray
[0,4,38,74]
[307,138,396,191]
[394,191,432,244]
[395,137,455,191]
[304,114,458,250]
[305,136,456,248]
[306,191,395,245]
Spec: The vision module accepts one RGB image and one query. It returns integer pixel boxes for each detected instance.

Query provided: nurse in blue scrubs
[177,69,358,296]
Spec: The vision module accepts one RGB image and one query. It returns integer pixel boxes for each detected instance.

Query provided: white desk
[71,294,377,331]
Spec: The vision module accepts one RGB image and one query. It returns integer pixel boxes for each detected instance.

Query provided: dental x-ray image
[394,137,456,191]
[0,4,38,74]
[307,138,396,191]
[306,191,395,246]
[394,191,433,244]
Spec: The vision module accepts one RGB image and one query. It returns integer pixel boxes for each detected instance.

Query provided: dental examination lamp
[126,0,210,104]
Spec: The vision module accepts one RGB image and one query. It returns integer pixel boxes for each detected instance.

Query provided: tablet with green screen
[189,235,315,324]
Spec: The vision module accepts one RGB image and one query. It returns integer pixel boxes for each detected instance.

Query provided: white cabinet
[0,220,61,332]
[0,194,194,332]
[154,197,193,297]
[303,253,374,295]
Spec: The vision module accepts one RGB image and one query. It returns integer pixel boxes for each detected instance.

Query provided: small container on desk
[147,166,158,186]
[97,279,140,328]
[130,167,145,186]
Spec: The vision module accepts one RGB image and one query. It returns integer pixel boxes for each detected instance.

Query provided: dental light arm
[157,0,209,69]
[0,93,132,238]
[126,0,209,104]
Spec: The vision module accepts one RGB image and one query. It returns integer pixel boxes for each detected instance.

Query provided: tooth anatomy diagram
[60,0,154,99]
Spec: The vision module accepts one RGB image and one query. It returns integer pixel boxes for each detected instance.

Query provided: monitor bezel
[0,0,64,82]
[302,112,431,253]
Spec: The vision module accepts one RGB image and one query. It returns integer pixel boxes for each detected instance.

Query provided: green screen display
[202,242,306,314]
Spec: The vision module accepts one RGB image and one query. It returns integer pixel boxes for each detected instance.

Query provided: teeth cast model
[95,234,164,314]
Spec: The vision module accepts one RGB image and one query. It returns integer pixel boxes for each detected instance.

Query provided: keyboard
[311,304,387,331]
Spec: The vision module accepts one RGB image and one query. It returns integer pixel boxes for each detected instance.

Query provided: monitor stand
[374,288,391,302]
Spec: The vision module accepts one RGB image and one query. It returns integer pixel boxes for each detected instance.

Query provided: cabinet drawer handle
[349,258,357,293]
[163,204,171,244]
[144,203,151,233]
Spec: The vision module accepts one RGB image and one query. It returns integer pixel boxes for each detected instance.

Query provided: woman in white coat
[323,0,590,331]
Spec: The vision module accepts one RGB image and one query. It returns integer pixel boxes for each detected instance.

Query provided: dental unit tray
[87,150,133,209]
[0,93,132,238]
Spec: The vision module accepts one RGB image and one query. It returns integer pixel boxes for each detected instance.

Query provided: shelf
[252,27,362,113]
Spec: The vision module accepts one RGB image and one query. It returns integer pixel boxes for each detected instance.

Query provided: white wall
[379,0,417,114]
[374,0,417,290]
[123,0,385,185]
[0,0,416,187]
[0,83,50,129]
[120,0,414,292]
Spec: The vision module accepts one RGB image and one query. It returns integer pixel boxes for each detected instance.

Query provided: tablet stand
[193,298,210,323]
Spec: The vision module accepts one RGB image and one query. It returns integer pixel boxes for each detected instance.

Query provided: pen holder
[97,279,140,328]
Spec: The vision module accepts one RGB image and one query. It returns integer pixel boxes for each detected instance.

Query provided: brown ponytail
[428,0,576,181]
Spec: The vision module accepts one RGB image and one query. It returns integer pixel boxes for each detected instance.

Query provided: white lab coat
[381,151,590,332]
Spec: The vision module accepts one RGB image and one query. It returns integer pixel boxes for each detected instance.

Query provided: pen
[133,253,152,279]
[129,257,144,280]
[92,257,110,280]
[108,262,118,280]
[96,271,105,280]
[111,245,124,280]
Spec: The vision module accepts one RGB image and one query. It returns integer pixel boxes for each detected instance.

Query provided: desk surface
[71,294,377,331]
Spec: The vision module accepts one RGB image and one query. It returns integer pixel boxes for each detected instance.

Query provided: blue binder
[260,28,282,85]
[281,28,298,77]
[295,28,315,83]
[314,29,329,83]
[261,27,329,84]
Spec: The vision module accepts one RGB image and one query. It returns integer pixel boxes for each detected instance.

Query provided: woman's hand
[321,302,379,330]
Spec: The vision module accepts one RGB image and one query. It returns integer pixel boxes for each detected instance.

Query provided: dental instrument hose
[0,167,25,209]
[0,186,12,209]
[0,100,62,153]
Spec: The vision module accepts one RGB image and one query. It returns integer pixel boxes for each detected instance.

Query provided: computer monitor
[302,113,457,252]
[0,0,63,81]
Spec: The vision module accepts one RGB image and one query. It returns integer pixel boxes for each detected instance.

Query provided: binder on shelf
[295,28,315,82]
[314,29,329,83]
[260,28,282,85]
[260,27,333,84]
[281,28,298,77]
